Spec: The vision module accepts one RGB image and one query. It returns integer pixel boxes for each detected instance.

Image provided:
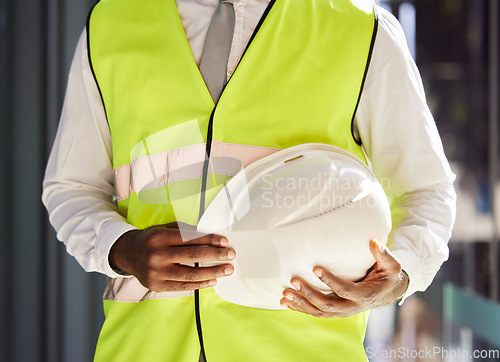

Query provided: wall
[0,1,104,361]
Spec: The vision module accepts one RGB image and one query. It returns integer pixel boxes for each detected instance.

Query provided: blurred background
[0,0,498,361]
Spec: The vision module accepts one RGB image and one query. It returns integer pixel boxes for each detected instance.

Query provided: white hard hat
[198,143,392,310]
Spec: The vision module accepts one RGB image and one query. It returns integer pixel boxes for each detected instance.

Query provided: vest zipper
[350,7,379,146]
[195,1,277,360]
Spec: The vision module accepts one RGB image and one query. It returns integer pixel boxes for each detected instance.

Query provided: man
[42,0,456,361]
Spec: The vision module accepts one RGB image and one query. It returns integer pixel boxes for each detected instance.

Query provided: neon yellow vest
[88,0,377,360]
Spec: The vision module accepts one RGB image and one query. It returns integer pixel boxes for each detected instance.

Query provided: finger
[183,232,229,247]
[174,222,197,230]
[280,297,308,314]
[153,228,229,247]
[289,277,351,313]
[165,245,236,263]
[369,239,401,271]
[312,267,362,300]
[281,288,330,318]
[163,264,234,282]
[289,277,329,305]
[154,279,218,293]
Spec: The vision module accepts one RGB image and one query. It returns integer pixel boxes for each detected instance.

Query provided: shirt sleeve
[42,30,137,278]
[355,8,457,302]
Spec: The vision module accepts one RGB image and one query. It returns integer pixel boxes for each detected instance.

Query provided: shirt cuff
[94,220,138,278]
[390,248,421,305]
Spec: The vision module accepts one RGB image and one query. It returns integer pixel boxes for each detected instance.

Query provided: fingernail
[224,265,234,275]
[371,239,383,252]
[285,294,294,301]
[227,249,236,260]
[208,279,217,286]
[314,269,323,278]
[291,281,301,291]
[220,237,228,247]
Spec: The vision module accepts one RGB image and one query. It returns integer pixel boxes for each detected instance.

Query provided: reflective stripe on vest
[89,0,376,360]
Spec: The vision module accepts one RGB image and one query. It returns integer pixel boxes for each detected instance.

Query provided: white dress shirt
[42,0,456,302]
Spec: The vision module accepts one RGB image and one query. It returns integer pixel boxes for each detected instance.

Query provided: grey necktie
[199,0,235,103]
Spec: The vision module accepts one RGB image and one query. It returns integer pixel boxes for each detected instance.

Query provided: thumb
[163,222,179,229]
[162,221,197,231]
[369,239,400,271]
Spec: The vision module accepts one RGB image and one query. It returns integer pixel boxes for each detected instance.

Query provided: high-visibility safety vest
[88,0,378,360]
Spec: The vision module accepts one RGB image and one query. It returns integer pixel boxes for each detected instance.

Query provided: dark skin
[280,240,409,318]
[111,225,409,317]
[109,223,236,292]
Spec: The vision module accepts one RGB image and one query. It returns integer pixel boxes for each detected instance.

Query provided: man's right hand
[109,224,235,292]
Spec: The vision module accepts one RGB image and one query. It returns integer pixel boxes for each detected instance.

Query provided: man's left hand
[280,240,409,318]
